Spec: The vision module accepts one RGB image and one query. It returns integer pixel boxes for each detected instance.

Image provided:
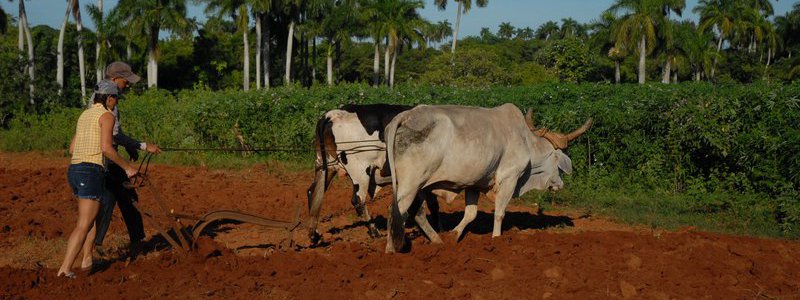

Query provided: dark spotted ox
[384,103,592,252]
[306,104,441,245]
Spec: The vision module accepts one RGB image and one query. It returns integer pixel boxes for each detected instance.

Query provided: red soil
[1,152,798,299]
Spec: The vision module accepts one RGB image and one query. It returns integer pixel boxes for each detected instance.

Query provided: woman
[57,80,138,278]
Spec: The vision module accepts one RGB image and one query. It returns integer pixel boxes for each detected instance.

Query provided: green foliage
[2,83,799,237]
[536,38,594,82]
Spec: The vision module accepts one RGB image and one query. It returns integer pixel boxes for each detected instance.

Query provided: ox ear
[555,150,572,174]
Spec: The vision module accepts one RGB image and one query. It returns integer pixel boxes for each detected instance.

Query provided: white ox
[306,104,441,244]
[384,103,592,252]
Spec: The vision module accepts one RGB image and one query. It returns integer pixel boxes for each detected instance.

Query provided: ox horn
[524,108,535,130]
[565,118,594,141]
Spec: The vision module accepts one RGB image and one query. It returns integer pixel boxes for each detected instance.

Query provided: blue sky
[2,0,797,37]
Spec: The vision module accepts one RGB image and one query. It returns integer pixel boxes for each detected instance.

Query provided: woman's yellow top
[71,103,111,167]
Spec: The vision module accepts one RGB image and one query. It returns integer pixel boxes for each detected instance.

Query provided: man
[93,61,161,260]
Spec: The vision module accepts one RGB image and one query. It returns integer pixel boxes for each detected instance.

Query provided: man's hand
[145,143,162,154]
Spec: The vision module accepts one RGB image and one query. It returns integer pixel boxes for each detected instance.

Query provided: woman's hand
[124,165,139,178]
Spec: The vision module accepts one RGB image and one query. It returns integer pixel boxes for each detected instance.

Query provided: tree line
[1,0,799,109]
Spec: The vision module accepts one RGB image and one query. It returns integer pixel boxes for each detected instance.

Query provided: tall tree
[57,0,73,96]
[88,1,110,83]
[202,0,252,90]
[72,0,88,100]
[251,0,273,89]
[536,20,559,41]
[319,0,359,86]
[378,0,425,87]
[678,20,716,81]
[694,0,735,79]
[559,17,584,39]
[590,11,622,83]
[434,0,488,53]
[497,22,514,39]
[114,0,193,88]
[609,0,684,84]
[775,3,800,59]
[0,6,6,34]
[18,0,34,103]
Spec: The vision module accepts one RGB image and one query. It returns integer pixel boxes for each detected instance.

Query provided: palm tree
[434,0,488,53]
[17,0,34,103]
[678,21,716,81]
[70,0,89,100]
[379,0,425,87]
[497,22,514,39]
[590,11,622,83]
[536,20,559,41]
[114,0,193,88]
[609,0,684,84]
[694,0,735,79]
[515,26,533,40]
[57,0,73,96]
[361,0,385,86]
[202,0,252,90]
[0,6,6,34]
[775,3,800,59]
[88,1,111,83]
[559,18,583,39]
[251,0,273,89]
[320,0,359,85]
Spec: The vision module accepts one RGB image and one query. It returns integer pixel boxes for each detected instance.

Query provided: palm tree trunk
[20,0,34,104]
[147,25,159,88]
[17,0,23,53]
[95,0,103,82]
[243,24,250,91]
[638,35,645,84]
[373,40,380,86]
[58,2,71,96]
[284,20,295,86]
[614,61,620,84]
[390,49,397,88]
[75,3,87,99]
[255,14,261,90]
[672,69,677,83]
[451,1,462,54]
[384,38,390,85]
[326,45,333,86]
[312,37,317,83]
[712,34,723,79]
[262,14,270,89]
[662,55,672,84]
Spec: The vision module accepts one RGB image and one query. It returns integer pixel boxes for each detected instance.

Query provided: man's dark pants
[95,162,145,246]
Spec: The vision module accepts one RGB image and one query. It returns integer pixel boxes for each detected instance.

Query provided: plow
[124,153,304,253]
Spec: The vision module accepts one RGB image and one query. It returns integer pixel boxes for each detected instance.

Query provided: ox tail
[385,114,405,252]
[306,114,330,245]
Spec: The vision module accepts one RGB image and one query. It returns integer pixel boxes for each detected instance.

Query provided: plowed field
[1,152,798,299]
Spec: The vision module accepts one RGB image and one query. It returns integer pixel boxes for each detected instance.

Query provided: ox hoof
[309,231,322,245]
[367,227,382,239]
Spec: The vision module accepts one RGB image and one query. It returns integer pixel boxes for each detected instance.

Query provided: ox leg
[453,189,479,241]
[413,194,442,244]
[424,191,443,232]
[386,188,419,253]
[361,184,383,239]
[492,184,517,238]
[306,167,335,244]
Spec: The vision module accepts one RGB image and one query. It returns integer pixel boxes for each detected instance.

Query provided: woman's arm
[69,135,76,155]
[99,113,137,177]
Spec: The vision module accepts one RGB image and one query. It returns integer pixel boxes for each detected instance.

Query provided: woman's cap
[95,80,119,96]
[105,61,141,84]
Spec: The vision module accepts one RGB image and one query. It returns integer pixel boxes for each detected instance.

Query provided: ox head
[520,109,593,192]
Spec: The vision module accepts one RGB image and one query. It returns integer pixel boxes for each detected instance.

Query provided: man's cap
[95,80,119,96]
[105,61,141,84]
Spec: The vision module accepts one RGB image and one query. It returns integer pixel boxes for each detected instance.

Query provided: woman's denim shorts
[67,162,106,201]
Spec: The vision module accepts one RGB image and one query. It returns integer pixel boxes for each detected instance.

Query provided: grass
[521,184,798,239]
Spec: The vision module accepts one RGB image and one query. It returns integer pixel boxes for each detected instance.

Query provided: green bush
[2,83,798,237]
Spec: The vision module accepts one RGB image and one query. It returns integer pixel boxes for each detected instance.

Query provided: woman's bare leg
[58,198,100,276]
[80,224,97,269]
